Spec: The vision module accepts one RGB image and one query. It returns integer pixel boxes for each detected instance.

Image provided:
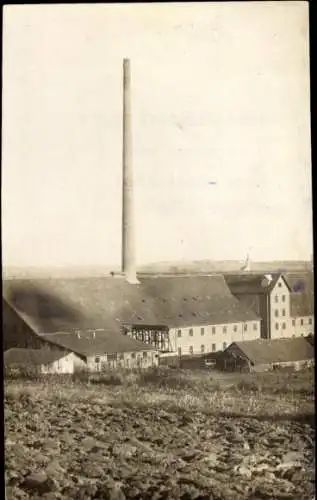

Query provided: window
[282,309,286,317]
[233,325,237,332]
[253,323,257,331]
[275,310,279,317]
[178,329,182,338]
[178,347,182,356]
[189,346,194,355]
[309,318,312,325]
[282,322,286,330]
[244,324,248,331]
[223,326,227,334]
[131,353,136,359]
[212,343,216,352]
[201,328,205,336]
[223,342,227,350]
[275,323,279,330]
[282,295,286,302]
[292,319,295,326]
[189,328,193,337]
[119,353,124,360]
[143,352,148,358]
[95,356,100,364]
[300,319,304,326]
[275,295,278,303]
[212,327,216,335]
[108,353,117,361]
[278,282,282,287]
[201,344,205,353]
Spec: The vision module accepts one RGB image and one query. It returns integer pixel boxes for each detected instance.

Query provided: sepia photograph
[2,2,314,499]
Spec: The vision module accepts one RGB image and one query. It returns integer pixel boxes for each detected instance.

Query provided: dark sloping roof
[283,272,314,317]
[284,272,314,293]
[3,275,260,336]
[226,271,314,318]
[4,348,69,366]
[225,273,290,295]
[230,294,262,317]
[231,338,314,364]
[40,331,157,356]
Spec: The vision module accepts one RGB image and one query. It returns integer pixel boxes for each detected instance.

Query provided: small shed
[218,337,314,372]
[4,348,83,375]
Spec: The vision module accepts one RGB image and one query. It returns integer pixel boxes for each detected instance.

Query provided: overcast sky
[2,2,312,269]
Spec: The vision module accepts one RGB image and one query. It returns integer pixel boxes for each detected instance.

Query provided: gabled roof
[230,337,314,365]
[226,271,314,318]
[40,331,157,356]
[225,273,292,295]
[283,271,314,293]
[3,275,260,336]
[4,348,69,366]
[283,272,314,317]
[229,294,262,318]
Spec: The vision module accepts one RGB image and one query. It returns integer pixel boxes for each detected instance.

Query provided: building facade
[86,350,159,371]
[269,274,292,339]
[169,319,261,356]
[225,272,314,340]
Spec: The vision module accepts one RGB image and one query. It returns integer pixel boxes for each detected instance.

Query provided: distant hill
[139,260,313,274]
[3,260,313,279]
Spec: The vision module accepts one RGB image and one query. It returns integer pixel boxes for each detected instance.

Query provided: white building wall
[270,277,292,339]
[41,352,84,374]
[169,319,261,356]
[269,276,314,339]
[86,350,159,371]
[291,316,314,337]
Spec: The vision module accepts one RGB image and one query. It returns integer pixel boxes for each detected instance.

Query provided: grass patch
[4,366,314,421]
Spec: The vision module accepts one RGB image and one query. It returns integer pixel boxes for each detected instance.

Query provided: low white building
[40,330,159,371]
[4,347,85,374]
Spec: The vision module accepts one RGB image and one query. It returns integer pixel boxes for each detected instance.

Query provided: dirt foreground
[4,375,315,500]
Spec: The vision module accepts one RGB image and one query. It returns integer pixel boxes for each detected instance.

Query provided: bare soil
[4,370,315,500]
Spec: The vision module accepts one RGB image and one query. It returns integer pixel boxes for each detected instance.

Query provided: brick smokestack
[122,58,139,284]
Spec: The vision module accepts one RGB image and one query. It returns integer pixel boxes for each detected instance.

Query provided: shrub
[236,379,260,393]
[90,372,125,386]
[4,364,41,381]
[72,368,90,383]
[138,367,218,392]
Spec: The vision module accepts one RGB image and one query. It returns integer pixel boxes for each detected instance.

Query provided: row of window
[274,320,312,329]
[177,323,258,338]
[274,309,287,317]
[292,318,313,326]
[177,342,227,356]
[274,294,287,303]
[94,352,149,363]
[275,322,287,330]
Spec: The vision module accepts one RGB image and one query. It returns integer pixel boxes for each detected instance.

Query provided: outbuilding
[4,347,84,375]
[218,337,314,372]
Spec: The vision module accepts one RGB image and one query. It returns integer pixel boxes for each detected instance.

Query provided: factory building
[225,271,314,340]
[3,58,313,367]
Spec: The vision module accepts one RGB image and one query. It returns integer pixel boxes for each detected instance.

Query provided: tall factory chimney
[121,58,139,284]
